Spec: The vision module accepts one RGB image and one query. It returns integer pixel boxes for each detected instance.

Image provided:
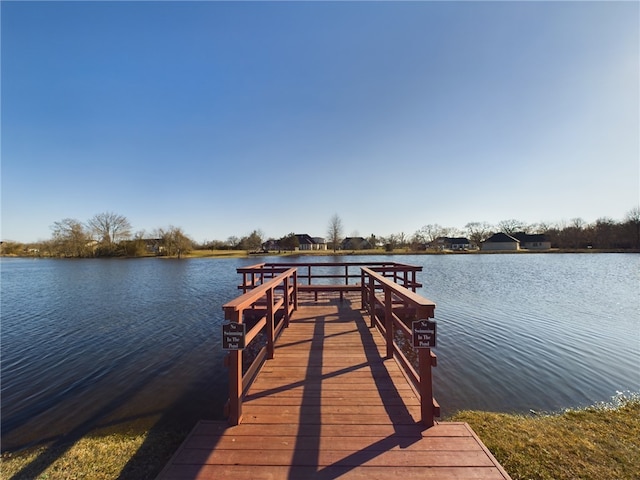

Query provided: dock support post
[292,270,298,314]
[419,347,434,428]
[267,289,275,359]
[384,288,393,359]
[284,275,291,327]
[227,309,243,426]
[368,274,375,328]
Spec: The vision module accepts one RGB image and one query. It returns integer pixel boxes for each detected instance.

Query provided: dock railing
[237,261,422,302]
[222,267,297,425]
[361,267,439,427]
[223,261,438,427]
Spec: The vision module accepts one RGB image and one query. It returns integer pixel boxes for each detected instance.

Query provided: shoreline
[2,394,638,480]
[2,247,639,260]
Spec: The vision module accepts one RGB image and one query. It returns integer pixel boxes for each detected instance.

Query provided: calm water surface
[1,254,638,451]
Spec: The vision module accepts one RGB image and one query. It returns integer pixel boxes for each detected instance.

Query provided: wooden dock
[156,293,512,480]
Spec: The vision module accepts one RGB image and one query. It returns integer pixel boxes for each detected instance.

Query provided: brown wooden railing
[237,262,422,301]
[222,267,297,425]
[361,267,439,427]
[223,262,438,427]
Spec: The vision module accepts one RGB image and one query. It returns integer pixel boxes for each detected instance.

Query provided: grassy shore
[4,247,636,259]
[2,394,638,480]
[184,247,638,258]
[449,393,640,480]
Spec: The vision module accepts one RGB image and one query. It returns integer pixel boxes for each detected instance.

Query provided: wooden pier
[156,263,511,480]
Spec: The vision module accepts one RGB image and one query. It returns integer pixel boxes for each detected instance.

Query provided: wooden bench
[297,283,362,301]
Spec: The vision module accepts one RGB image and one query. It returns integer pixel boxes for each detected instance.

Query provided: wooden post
[368,273,375,328]
[385,287,393,359]
[419,347,434,428]
[284,275,291,326]
[227,308,243,426]
[266,288,275,359]
[292,270,298,315]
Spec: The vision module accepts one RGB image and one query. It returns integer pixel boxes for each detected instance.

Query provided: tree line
[1,208,639,257]
[420,209,640,251]
[315,209,640,252]
[1,212,193,258]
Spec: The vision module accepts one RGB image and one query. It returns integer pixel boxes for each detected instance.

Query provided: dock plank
[156,294,511,480]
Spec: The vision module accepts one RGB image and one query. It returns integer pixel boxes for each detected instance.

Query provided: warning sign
[222,322,246,350]
[412,319,436,348]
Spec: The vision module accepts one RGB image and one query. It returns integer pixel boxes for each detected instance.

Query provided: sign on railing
[412,319,436,348]
[222,322,246,350]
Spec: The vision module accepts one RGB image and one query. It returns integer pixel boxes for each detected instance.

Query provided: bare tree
[226,236,240,249]
[417,224,447,246]
[530,222,551,234]
[498,219,528,235]
[624,207,640,249]
[51,218,91,257]
[592,217,616,249]
[565,217,588,248]
[465,222,493,248]
[87,212,132,252]
[409,232,426,251]
[155,226,192,258]
[241,230,264,253]
[0,241,24,255]
[327,214,343,252]
[383,234,396,251]
[397,231,408,249]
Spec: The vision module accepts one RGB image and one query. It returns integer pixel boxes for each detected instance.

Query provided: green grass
[185,248,249,258]
[448,392,640,480]
[3,394,638,479]
[0,420,188,480]
[1,434,147,480]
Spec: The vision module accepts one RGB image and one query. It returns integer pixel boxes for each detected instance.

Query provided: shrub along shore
[3,246,639,260]
[185,248,639,258]
[1,394,638,480]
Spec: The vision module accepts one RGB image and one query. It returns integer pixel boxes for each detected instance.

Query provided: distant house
[261,235,327,252]
[262,239,280,252]
[311,237,328,250]
[294,234,327,251]
[295,234,315,251]
[341,237,372,250]
[431,237,471,251]
[481,233,520,251]
[513,232,551,250]
[144,238,164,254]
[447,237,471,251]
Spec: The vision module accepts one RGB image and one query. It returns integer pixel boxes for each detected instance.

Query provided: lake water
[1,254,638,451]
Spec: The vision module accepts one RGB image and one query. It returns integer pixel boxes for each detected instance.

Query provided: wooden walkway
[157,293,512,480]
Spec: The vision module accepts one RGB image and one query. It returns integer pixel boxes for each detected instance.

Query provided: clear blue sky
[2,1,638,244]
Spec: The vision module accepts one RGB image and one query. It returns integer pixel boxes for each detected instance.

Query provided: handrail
[361,267,439,427]
[223,261,438,428]
[223,267,297,425]
[237,261,422,295]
